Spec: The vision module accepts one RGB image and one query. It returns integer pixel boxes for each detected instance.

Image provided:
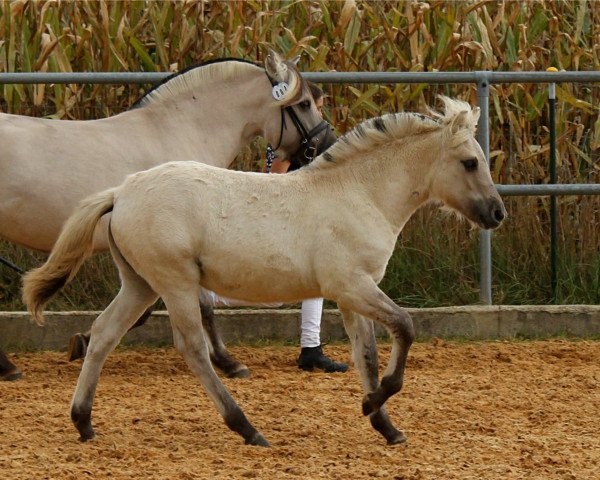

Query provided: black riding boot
[297,345,348,373]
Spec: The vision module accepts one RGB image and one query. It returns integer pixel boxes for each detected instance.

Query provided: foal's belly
[199,258,320,304]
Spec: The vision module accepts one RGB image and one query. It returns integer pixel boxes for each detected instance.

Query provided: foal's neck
[326,134,437,235]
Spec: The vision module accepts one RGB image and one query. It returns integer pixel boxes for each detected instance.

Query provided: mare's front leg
[0,348,22,381]
[337,279,415,443]
[201,304,250,378]
[68,303,250,380]
[339,307,407,445]
[67,307,153,361]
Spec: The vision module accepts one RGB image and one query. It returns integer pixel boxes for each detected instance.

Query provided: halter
[265,77,330,173]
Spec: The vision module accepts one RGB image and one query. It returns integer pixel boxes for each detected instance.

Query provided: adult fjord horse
[23,97,506,446]
[0,49,335,381]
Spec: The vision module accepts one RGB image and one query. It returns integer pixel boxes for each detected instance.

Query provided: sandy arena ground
[1,340,599,479]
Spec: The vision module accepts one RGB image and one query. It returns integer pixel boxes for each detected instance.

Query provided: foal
[23,97,505,446]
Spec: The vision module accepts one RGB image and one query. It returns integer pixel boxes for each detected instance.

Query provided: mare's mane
[316,96,478,165]
[131,58,262,109]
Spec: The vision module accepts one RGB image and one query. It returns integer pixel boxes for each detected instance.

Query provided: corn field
[0,0,599,310]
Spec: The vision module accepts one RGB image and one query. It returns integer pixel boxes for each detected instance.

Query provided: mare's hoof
[387,431,408,445]
[245,433,270,447]
[78,430,96,442]
[67,333,88,362]
[1,368,22,381]
[225,365,251,379]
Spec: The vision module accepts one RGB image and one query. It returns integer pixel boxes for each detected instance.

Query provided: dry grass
[0,1,598,308]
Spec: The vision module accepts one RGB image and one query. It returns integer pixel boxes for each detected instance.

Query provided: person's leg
[297,298,348,373]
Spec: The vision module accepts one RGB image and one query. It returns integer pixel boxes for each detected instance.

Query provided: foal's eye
[461,158,478,172]
[299,100,311,109]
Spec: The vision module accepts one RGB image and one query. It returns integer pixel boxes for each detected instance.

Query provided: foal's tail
[22,188,117,326]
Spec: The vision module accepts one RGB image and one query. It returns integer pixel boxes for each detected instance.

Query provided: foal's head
[264,49,336,164]
[429,97,506,230]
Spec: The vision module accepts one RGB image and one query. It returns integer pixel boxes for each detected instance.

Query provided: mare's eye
[461,158,478,172]
[299,100,311,109]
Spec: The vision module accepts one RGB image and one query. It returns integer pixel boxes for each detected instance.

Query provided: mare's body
[1,50,334,380]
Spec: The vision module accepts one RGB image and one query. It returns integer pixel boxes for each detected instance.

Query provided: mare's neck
[127,70,270,169]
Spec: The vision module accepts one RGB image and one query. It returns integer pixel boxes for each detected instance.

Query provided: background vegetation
[0,0,598,310]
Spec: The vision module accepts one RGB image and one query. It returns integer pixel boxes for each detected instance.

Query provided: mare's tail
[22,188,117,325]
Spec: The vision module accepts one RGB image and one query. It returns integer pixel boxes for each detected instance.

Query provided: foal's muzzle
[475,196,507,229]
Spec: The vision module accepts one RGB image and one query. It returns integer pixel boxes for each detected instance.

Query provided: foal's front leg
[339,307,406,445]
[337,280,415,439]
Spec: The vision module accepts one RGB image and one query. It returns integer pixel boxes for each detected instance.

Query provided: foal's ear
[450,110,471,134]
[472,106,481,124]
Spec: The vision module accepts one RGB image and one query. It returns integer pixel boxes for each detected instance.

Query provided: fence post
[547,67,558,302]
[476,72,493,304]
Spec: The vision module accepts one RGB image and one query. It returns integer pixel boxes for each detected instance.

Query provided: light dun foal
[23,97,505,447]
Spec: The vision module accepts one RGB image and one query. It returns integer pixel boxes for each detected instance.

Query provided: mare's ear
[265,48,303,106]
[450,110,470,134]
[265,48,288,82]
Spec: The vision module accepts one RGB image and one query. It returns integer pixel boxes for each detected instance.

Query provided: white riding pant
[300,297,324,348]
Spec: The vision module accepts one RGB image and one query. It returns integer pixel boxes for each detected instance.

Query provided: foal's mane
[131,58,263,109]
[318,96,478,164]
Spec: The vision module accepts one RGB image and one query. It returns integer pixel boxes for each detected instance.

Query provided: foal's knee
[391,309,415,345]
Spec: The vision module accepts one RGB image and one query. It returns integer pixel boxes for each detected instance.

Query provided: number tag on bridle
[272,82,289,101]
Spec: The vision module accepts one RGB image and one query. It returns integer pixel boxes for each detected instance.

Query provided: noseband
[265,79,330,172]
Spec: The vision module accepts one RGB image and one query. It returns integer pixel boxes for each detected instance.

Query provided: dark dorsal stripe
[373,117,387,132]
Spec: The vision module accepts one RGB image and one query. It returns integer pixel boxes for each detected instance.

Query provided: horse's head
[429,97,506,230]
[264,49,336,166]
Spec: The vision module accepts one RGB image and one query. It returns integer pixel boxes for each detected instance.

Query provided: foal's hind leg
[70,280,158,441]
[164,291,267,446]
[201,303,250,378]
[339,308,406,445]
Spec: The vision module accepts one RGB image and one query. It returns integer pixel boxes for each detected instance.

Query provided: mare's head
[428,96,506,229]
[264,49,336,165]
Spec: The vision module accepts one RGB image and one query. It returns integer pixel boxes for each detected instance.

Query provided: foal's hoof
[67,333,88,362]
[225,365,251,379]
[245,433,270,447]
[1,368,22,381]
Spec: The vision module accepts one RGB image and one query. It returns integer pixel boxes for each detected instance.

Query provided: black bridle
[265,79,330,172]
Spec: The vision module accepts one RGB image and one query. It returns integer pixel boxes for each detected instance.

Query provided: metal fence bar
[496,184,600,196]
[1,70,600,85]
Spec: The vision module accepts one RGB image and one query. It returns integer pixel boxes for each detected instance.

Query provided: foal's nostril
[493,208,505,223]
